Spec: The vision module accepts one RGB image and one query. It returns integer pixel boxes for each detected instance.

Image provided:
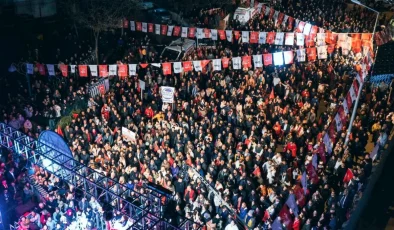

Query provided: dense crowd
[1,0,394,230]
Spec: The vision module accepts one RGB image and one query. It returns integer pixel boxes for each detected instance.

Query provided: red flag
[242,56,252,69]
[250,32,258,43]
[306,47,317,62]
[234,31,240,40]
[327,44,335,54]
[188,27,196,38]
[263,210,270,222]
[279,205,293,230]
[343,168,354,183]
[162,62,172,75]
[218,30,226,40]
[325,31,337,44]
[266,32,276,44]
[140,63,149,68]
[98,84,105,95]
[136,22,142,31]
[222,58,229,68]
[79,65,88,77]
[361,33,372,41]
[293,185,306,207]
[148,23,154,33]
[56,125,64,137]
[263,53,273,66]
[297,21,306,33]
[36,63,46,75]
[269,88,275,99]
[310,26,318,35]
[352,39,362,53]
[287,17,294,30]
[173,26,181,36]
[204,28,210,38]
[118,64,128,77]
[351,33,362,40]
[268,8,275,19]
[123,19,129,28]
[99,65,108,77]
[182,61,193,72]
[277,12,285,25]
[60,64,68,77]
[161,25,167,35]
[307,163,319,184]
[305,34,315,47]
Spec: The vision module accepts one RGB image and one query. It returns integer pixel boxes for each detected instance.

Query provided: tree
[60,0,140,64]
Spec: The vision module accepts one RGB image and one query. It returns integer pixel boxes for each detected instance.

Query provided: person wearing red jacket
[284,141,297,158]
[144,106,154,119]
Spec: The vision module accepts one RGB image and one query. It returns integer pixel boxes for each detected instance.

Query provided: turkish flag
[306,47,317,62]
[161,25,167,35]
[118,64,128,77]
[327,44,335,54]
[188,27,196,38]
[305,34,315,47]
[218,30,226,40]
[242,56,252,69]
[310,26,318,35]
[222,58,229,68]
[36,63,46,75]
[267,32,276,44]
[123,19,129,28]
[136,22,142,31]
[343,168,354,183]
[148,23,154,33]
[182,61,193,72]
[79,65,88,77]
[173,26,181,36]
[263,53,273,66]
[60,64,68,77]
[326,31,337,44]
[250,32,258,43]
[287,17,294,30]
[99,65,108,77]
[234,31,240,40]
[162,62,172,75]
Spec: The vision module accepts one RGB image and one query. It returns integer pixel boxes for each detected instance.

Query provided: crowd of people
[1,0,394,230]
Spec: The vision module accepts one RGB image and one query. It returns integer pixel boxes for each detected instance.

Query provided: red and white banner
[60,64,68,77]
[118,64,128,77]
[99,65,108,77]
[162,62,172,75]
[263,53,273,66]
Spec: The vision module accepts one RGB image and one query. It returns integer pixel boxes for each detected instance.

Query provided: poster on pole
[160,86,175,103]
[139,80,146,90]
[122,127,136,142]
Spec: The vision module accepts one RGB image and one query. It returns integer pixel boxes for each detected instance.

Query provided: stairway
[28,175,49,199]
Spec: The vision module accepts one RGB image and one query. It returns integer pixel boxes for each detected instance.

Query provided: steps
[28,175,49,199]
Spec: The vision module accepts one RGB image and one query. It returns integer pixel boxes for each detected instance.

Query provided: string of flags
[26,45,368,77]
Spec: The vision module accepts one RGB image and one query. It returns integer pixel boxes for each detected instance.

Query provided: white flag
[273,52,284,66]
[129,64,137,76]
[296,33,305,46]
[130,21,136,31]
[297,49,306,62]
[275,32,284,45]
[273,10,279,23]
[350,85,357,101]
[343,98,349,114]
[303,23,312,35]
[89,65,98,77]
[167,25,174,36]
[242,31,249,43]
[285,33,294,46]
[193,61,202,72]
[173,62,182,74]
[316,33,326,46]
[211,29,218,40]
[26,64,33,74]
[142,23,147,33]
[282,15,289,26]
[155,24,160,35]
[181,27,188,38]
[47,64,55,76]
[232,57,241,69]
[109,65,117,75]
[253,55,263,69]
[212,59,222,71]
[226,30,233,42]
[319,28,325,33]
[337,33,348,44]
[196,28,204,39]
[151,63,161,68]
[317,46,327,59]
[71,65,76,73]
[265,6,270,16]
[335,114,343,131]
[259,32,267,44]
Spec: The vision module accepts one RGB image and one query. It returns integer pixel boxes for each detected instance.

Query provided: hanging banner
[253,55,263,68]
[160,86,175,103]
[242,31,249,43]
[212,59,222,71]
[266,32,275,44]
[277,12,285,25]
[188,27,196,38]
[274,32,284,45]
[182,61,193,72]
[222,58,229,68]
[193,61,202,72]
[317,46,327,59]
[155,24,161,35]
[204,28,211,38]
[99,65,108,77]
[285,33,294,46]
[173,62,182,74]
[130,21,136,31]
[196,28,204,39]
[173,26,181,36]
[234,31,240,40]
[307,47,317,62]
[167,25,174,36]
[26,64,34,74]
[181,27,188,37]
[129,64,137,76]
[250,32,258,43]
[161,25,168,35]
[59,64,68,77]
[297,21,306,32]
[303,23,312,35]
[79,65,88,77]
[283,51,294,64]
[273,52,284,66]
[47,64,55,76]
[232,57,241,70]
[316,33,326,46]
[89,65,98,77]
[218,30,226,40]
[109,65,117,75]
[263,53,273,66]
[136,22,142,31]
[142,22,147,33]
[297,49,306,62]
[148,23,154,33]
[162,62,172,75]
[287,16,294,30]
[211,29,218,40]
[118,64,128,77]
[296,33,304,46]
[259,32,267,44]
[37,63,46,75]
[70,65,76,74]
[242,56,252,69]
[310,26,318,35]
[225,30,233,42]
[305,34,315,47]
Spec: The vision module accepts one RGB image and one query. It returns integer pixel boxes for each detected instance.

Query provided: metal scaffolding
[0,123,199,230]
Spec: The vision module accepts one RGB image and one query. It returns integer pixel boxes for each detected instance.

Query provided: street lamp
[344,0,380,146]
